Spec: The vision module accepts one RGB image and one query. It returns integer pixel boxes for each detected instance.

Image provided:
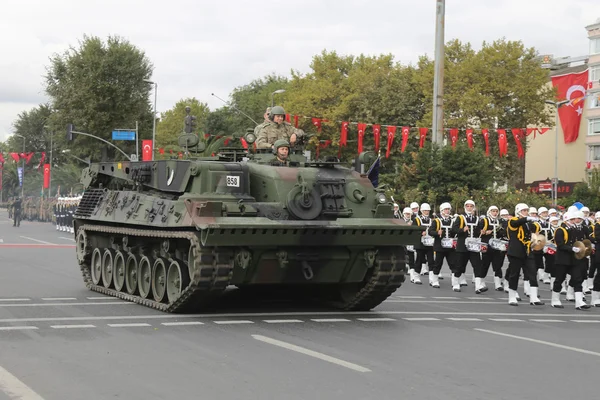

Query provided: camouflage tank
[73,114,423,313]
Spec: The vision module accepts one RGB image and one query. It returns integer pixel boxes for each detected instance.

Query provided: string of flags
[0,152,47,170]
[285,113,550,159]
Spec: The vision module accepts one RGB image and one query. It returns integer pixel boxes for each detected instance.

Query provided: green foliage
[44,35,154,161]
[560,168,600,210]
[156,98,210,148]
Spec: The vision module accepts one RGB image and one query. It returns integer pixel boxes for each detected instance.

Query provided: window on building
[590,118,600,135]
[592,65,600,82]
[591,38,600,55]
[591,94,600,109]
[591,145,600,161]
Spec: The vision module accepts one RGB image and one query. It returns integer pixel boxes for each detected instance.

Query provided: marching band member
[547,215,560,291]
[393,203,401,219]
[552,210,590,310]
[403,207,417,281]
[580,206,593,295]
[478,206,506,291]
[499,209,514,295]
[535,207,552,284]
[427,202,456,289]
[413,203,435,279]
[451,200,484,293]
[410,202,420,219]
[592,211,600,307]
[506,203,544,306]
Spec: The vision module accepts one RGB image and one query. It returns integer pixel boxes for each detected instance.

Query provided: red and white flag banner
[550,69,588,143]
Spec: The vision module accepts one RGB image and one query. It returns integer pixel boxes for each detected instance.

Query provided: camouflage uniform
[256,122,304,149]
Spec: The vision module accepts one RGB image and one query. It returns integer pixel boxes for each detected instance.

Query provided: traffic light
[66,124,76,141]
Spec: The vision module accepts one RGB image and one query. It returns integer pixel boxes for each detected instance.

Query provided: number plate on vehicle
[226,176,240,187]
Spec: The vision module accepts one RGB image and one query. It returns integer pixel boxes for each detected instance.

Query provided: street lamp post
[545,99,569,206]
[14,134,25,198]
[271,89,286,107]
[144,79,158,161]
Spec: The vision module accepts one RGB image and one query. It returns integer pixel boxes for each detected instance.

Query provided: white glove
[572,247,581,253]
[527,216,538,221]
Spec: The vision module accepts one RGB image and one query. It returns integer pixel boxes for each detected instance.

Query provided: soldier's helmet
[273,139,290,154]
[269,106,286,120]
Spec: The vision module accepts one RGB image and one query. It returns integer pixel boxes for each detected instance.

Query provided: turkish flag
[37,152,46,170]
[10,153,19,163]
[340,121,349,146]
[449,128,458,149]
[311,118,322,133]
[43,164,50,189]
[293,115,299,128]
[419,128,428,148]
[142,140,153,161]
[372,124,381,152]
[466,129,474,150]
[285,114,291,123]
[0,153,4,165]
[386,126,396,158]
[511,128,525,159]
[401,126,410,153]
[551,69,589,143]
[357,123,367,153]
[482,129,490,156]
[497,129,508,157]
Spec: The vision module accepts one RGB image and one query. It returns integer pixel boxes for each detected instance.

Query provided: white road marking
[386,300,507,304]
[394,296,426,299]
[0,301,132,308]
[19,236,54,245]
[475,328,600,357]
[0,363,45,400]
[51,325,96,329]
[0,326,38,331]
[58,237,75,242]
[161,321,204,326]
[0,298,30,302]
[108,323,152,328]
[432,296,459,299]
[356,318,397,322]
[86,297,113,300]
[571,320,600,323]
[447,318,483,321]
[466,297,495,300]
[402,317,440,321]
[529,319,566,323]
[252,334,371,373]
[41,297,77,301]
[0,239,3,243]
[311,318,351,323]
[263,319,304,324]
[489,318,524,322]
[213,320,254,325]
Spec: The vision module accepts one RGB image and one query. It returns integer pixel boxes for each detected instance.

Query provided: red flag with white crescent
[482,129,490,156]
[340,121,349,147]
[401,126,409,153]
[511,128,525,159]
[386,126,396,158]
[372,124,381,152]
[419,128,428,148]
[466,129,474,150]
[43,164,51,189]
[142,140,153,161]
[311,118,322,133]
[497,129,508,157]
[449,128,458,149]
[357,123,367,153]
[551,69,589,143]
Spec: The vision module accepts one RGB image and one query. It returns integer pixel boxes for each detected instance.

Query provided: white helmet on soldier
[549,216,559,223]
[420,203,431,211]
[581,206,590,214]
[487,205,499,215]
[571,210,584,220]
[567,205,578,214]
[548,208,557,215]
[439,202,451,212]
[393,203,399,209]
[595,211,600,219]
[410,202,419,210]
[464,199,475,207]
[537,207,548,214]
[500,209,509,217]
[529,207,538,214]
[403,207,412,214]
[515,203,529,216]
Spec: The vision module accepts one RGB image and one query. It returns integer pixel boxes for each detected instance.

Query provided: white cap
[571,210,584,220]
[515,203,529,215]
[563,212,570,221]
[538,207,548,214]
[487,205,499,214]
[393,203,399,208]
[440,202,452,212]
[529,207,538,214]
[548,208,557,215]
[500,209,509,216]
[403,207,412,215]
[596,211,600,219]
[581,206,590,213]
[420,203,431,211]
[549,216,560,223]
[464,200,475,207]
[410,202,419,209]
[567,205,578,214]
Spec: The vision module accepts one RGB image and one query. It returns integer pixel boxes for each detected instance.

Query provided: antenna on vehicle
[211,93,259,126]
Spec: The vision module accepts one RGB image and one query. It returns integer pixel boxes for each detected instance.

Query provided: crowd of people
[5,196,80,232]
[393,201,600,310]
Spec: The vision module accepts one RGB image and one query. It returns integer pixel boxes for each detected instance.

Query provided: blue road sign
[112,130,136,141]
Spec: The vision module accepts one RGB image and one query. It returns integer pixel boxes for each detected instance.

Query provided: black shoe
[495,287,504,291]
[530,300,545,306]
[509,302,518,306]
[576,305,590,310]
[551,304,564,308]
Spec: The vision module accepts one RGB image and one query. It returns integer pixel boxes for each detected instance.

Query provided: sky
[1,0,599,142]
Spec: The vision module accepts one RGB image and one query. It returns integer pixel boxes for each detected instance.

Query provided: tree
[156,98,210,148]
[45,35,154,161]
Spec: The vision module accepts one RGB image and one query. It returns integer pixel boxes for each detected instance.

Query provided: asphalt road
[0,210,598,400]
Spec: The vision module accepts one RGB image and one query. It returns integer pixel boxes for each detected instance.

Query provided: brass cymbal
[573,241,587,260]
[582,239,593,257]
[530,232,547,251]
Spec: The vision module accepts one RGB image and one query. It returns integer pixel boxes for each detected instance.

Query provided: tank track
[340,248,406,311]
[77,224,233,313]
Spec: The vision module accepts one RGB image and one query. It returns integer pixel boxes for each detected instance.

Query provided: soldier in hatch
[256,106,305,149]
[270,139,291,166]
[253,107,271,135]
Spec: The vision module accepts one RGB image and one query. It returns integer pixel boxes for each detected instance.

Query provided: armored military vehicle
[73,114,423,313]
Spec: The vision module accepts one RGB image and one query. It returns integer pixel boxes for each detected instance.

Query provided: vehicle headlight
[376,193,387,204]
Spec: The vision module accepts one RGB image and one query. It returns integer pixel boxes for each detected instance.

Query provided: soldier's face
[539,211,548,218]
[277,147,289,160]
[422,210,430,216]
[489,209,498,217]
[274,115,284,124]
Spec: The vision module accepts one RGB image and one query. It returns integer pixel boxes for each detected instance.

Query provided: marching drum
[543,242,557,255]
[465,237,488,253]
[441,238,456,249]
[421,236,435,247]
[489,239,508,252]
[406,245,415,252]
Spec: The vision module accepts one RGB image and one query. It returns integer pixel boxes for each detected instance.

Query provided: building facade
[524,18,600,195]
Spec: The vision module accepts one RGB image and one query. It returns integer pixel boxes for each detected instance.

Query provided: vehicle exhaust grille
[75,189,104,218]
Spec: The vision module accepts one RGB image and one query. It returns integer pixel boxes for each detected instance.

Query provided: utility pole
[432,0,445,146]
